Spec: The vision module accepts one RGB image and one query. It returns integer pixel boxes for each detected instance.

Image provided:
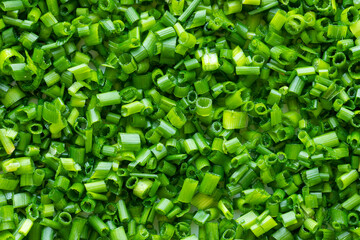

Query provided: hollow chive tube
[125,7,140,25]
[230,165,249,185]
[145,129,161,145]
[336,170,359,190]
[69,217,87,240]
[53,22,74,37]
[202,52,220,71]
[158,161,176,176]
[199,172,221,195]
[106,173,123,195]
[205,222,219,240]
[126,176,139,189]
[96,91,121,107]
[348,212,359,226]
[110,226,128,240]
[41,226,54,240]
[39,203,55,218]
[236,66,261,75]
[337,107,354,122]
[133,225,149,240]
[120,87,138,104]
[0,130,15,155]
[313,131,339,147]
[179,32,196,49]
[156,27,176,41]
[223,110,248,129]
[118,133,141,151]
[224,137,242,154]
[160,10,177,26]
[157,185,176,200]
[341,7,359,25]
[303,218,319,234]
[119,53,137,74]
[280,211,297,227]
[40,12,58,27]
[221,229,236,240]
[207,121,223,138]
[24,145,40,157]
[193,210,210,226]
[194,79,209,95]
[195,156,210,172]
[155,198,174,215]
[130,114,147,128]
[204,208,220,222]
[178,0,201,22]
[40,218,61,230]
[288,76,305,95]
[192,133,210,155]
[26,220,42,240]
[80,196,96,213]
[195,97,212,117]
[154,120,177,139]
[219,59,235,74]
[133,178,153,199]
[173,222,190,238]
[342,193,360,210]
[88,215,109,237]
[271,227,293,240]
[117,200,130,223]
[57,212,72,226]
[166,107,187,129]
[177,178,198,203]
[121,101,144,117]
[224,1,242,15]
[231,153,250,168]
[26,204,39,221]
[149,143,167,160]
[159,222,175,239]
[0,1,25,11]
[157,75,175,93]
[67,183,85,202]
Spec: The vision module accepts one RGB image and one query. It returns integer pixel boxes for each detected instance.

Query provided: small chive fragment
[0,0,359,238]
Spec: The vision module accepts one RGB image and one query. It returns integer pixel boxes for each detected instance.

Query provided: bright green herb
[2,0,360,239]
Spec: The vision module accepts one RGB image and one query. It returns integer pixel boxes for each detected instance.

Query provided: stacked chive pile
[3,0,360,239]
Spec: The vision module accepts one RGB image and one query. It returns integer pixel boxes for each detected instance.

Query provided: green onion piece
[177,178,199,203]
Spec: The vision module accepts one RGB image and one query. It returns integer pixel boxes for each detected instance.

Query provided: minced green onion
[1,0,360,239]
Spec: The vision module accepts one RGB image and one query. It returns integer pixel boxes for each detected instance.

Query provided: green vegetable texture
[1,0,360,239]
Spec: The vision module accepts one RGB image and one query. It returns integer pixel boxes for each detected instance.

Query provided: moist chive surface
[1,0,360,239]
